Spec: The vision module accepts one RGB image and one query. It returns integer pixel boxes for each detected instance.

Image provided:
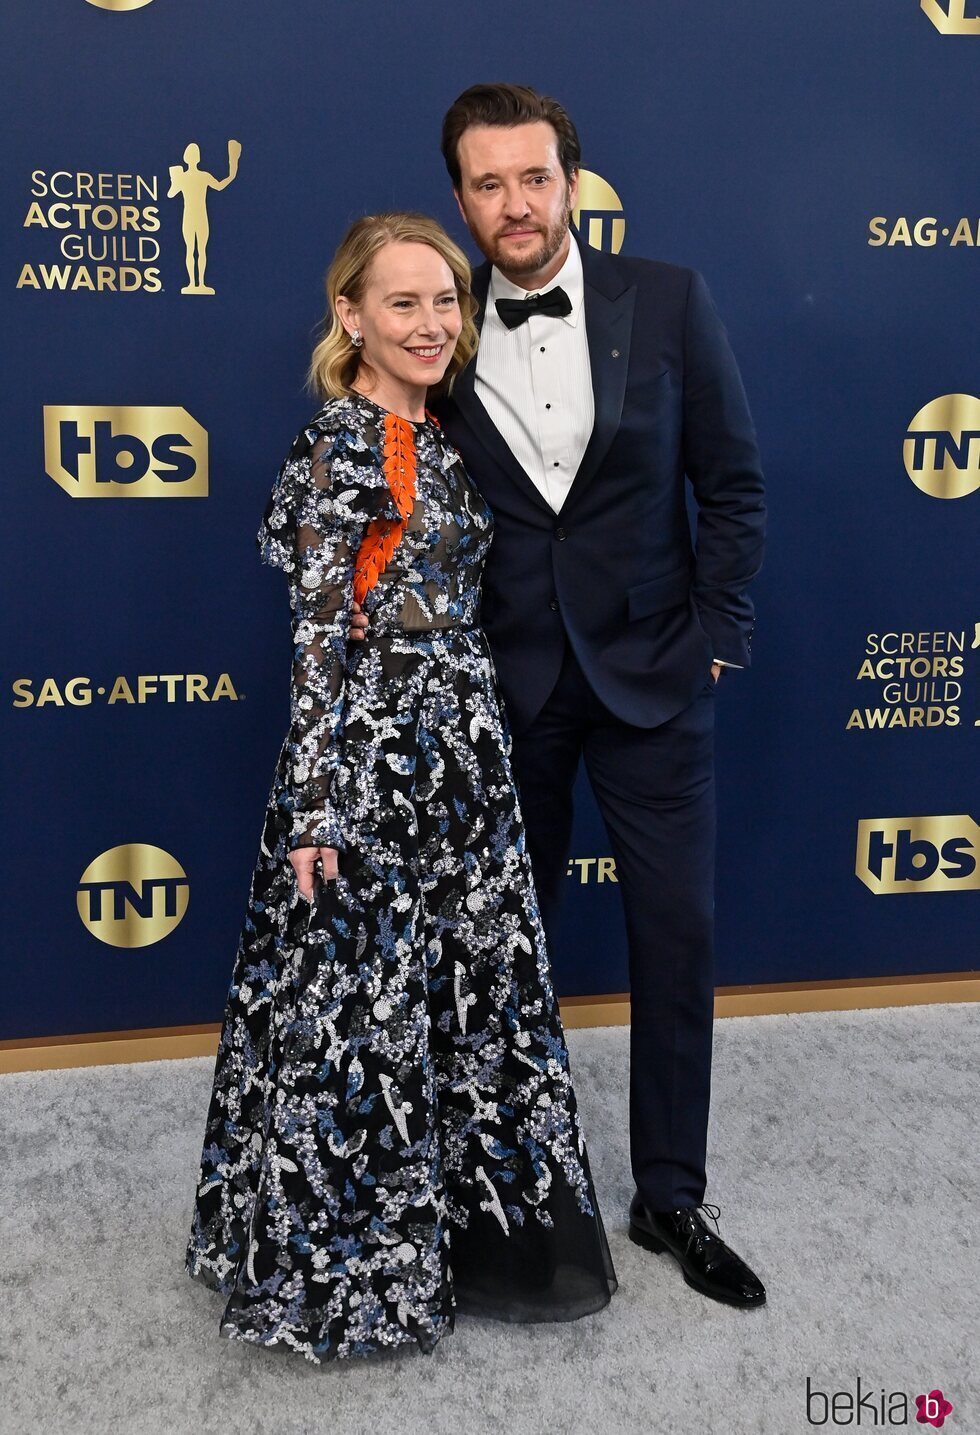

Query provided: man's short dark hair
[441,82,582,190]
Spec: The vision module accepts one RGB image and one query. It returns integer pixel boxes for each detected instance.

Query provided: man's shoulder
[592,245,699,297]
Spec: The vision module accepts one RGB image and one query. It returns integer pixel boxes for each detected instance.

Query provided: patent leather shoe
[628,1192,766,1307]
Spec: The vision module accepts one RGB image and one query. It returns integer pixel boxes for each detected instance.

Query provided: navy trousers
[507,634,718,1211]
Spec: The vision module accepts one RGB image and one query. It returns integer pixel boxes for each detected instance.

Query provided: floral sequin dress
[184,391,618,1364]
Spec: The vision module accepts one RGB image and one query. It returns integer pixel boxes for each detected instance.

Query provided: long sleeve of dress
[255,412,400,851]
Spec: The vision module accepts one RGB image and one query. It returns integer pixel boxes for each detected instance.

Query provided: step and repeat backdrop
[1,0,977,1042]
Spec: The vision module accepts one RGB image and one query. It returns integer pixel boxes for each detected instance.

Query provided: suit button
[549,599,559,611]
[555,527,566,541]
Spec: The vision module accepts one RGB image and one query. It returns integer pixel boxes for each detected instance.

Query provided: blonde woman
[184,212,617,1364]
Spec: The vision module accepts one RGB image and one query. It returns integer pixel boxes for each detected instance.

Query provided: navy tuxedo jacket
[430,229,766,736]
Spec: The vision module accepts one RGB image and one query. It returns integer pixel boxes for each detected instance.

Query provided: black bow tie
[494,285,572,330]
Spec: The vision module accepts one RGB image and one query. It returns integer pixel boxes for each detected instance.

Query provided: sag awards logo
[904,395,980,499]
[867,216,979,247]
[572,170,625,254]
[921,0,980,33]
[855,815,980,895]
[78,844,189,948]
[11,672,240,707]
[846,625,978,731]
[42,405,208,496]
[85,0,155,9]
[16,140,241,295]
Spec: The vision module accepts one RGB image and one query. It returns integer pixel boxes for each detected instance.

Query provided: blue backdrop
[2,0,977,1041]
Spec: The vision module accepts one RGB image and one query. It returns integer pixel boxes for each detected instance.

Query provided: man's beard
[485,194,573,279]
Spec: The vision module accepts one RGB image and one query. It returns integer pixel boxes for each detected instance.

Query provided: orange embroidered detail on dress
[352,412,418,607]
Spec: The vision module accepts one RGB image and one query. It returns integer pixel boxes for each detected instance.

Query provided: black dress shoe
[628,1192,766,1308]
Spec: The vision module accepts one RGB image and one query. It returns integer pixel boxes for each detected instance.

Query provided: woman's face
[338,241,463,393]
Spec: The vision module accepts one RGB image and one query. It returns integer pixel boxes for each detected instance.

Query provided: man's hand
[288,844,339,901]
[349,601,369,641]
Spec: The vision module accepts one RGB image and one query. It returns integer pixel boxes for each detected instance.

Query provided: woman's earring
[350,328,363,349]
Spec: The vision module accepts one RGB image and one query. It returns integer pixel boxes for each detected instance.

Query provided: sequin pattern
[184,392,617,1364]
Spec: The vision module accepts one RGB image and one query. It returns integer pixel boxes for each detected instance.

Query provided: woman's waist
[358,621,483,645]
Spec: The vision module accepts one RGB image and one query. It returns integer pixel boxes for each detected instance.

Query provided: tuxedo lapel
[561,231,635,512]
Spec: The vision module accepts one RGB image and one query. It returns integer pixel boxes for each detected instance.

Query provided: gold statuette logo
[77,844,189,948]
[856,816,980,894]
[43,405,208,496]
[167,141,241,294]
[86,0,155,9]
[572,171,626,254]
[904,394,980,499]
[921,0,980,33]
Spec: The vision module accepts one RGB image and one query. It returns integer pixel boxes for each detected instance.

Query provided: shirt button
[549,599,559,611]
[553,461,560,467]
[555,527,566,541]
[540,346,546,353]
[545,403,552,410]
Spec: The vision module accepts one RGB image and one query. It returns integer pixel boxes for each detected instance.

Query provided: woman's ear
[335,294,359,339]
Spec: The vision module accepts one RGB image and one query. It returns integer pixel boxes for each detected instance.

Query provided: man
[357,82,767,1307]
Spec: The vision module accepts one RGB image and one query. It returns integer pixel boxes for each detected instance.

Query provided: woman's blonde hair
[306,211,479,401]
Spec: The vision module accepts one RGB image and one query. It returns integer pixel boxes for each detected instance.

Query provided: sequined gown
[184,391,618,1363]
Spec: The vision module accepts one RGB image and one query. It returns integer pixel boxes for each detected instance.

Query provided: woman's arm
[257,416,398,854]
[286,427,360,850]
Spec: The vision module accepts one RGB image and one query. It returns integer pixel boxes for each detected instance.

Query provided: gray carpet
[1,1004,977,1435]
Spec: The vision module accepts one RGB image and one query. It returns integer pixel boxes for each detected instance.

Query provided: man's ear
[567,166,579,212]
[452,186,468,227]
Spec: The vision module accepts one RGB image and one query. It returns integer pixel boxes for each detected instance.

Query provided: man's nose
[501,183,531,218]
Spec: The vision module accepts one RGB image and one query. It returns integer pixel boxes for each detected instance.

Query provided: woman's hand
[349,600,369,641]
[288,844,339,901]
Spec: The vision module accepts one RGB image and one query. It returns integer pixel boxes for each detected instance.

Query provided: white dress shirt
[474,234,593,514]
[474,234,738,669]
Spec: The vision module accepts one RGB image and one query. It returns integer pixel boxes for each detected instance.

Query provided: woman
[184,211,618,1364]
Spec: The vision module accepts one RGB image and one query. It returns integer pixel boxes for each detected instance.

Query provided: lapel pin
[611,349,620,358]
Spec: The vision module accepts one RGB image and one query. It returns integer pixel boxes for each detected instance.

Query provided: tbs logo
[855,816,980,894]
[43,405,208,496]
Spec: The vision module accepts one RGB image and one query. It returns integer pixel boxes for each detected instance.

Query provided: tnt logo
[903,394,980,499]
[855,816,980,894]
[43,405,208,496]
[77,843,190,947]
[571,170,626,254]
[921,0,980,34]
